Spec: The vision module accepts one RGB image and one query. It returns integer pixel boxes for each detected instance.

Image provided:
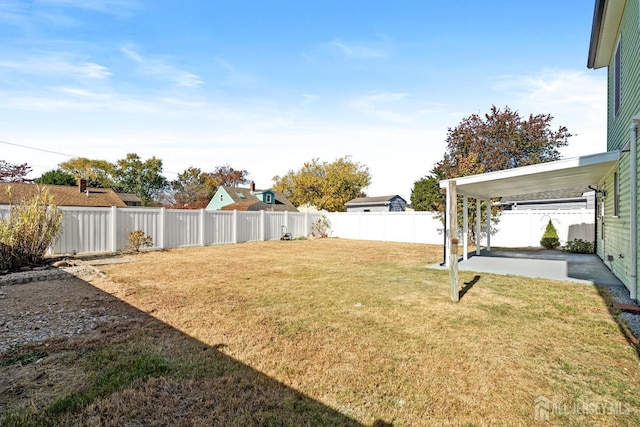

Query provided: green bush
[0,187,63,270]
[540,219,560,249]
[562,238,595,254]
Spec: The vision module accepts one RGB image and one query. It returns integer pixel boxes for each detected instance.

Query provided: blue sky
[0,0,606,201]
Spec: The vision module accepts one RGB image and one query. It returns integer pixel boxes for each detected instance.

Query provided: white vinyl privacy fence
[0,206,595,255]
[325,209,595,248]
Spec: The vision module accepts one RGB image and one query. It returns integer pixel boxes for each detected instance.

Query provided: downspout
[630,122,638,300]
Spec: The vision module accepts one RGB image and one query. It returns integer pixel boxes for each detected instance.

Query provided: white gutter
[630,119,639,300]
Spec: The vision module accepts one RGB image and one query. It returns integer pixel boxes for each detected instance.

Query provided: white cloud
[491,69,607,157]
[120,45,203,88]
[212,57,259,87]
[301,93,320,105]
[0,54,111,80]
[121,46,142,63]
[0,1,29,25]
[36,0,141,18]
[345,91,436,124]
[326,38,388,59]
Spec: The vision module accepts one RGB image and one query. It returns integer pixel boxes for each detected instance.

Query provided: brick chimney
[78,178,87,193]
[249,181,256,192]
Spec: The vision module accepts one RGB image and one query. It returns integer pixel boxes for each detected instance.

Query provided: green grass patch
[47,348,170,415]
[0,351,47,366]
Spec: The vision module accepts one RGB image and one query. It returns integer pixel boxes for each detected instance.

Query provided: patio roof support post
[449,180,459,301]
[444,183,450,267]
[476,198,481,255]
[463,195,468,260]
[486,200,491,251]
[630,121,638,300]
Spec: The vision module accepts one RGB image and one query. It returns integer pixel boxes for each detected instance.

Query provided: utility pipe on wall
[630,121,638,300]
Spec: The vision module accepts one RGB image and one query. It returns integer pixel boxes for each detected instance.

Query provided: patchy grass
[3,239,640,426]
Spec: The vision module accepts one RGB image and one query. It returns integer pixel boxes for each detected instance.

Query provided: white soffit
[439,151,620,199]
[593,0,625,69]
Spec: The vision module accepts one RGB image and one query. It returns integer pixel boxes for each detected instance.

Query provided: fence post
[200,209,206,246]
[158,208,166,249]
[284,210,289,235]
[529,209,534,247]
[486,201,491,251]
[463,195,468,260]
[304,211,309,236]
[232,210,238,244]
[476,199,481,255]
[449,181,459,302]
[111,206,118,252]
[260,210,266,241]
[382,211,387,242]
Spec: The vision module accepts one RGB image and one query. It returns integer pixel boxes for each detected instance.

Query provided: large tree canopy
[113,153,169,206]
[410,176,441,212]
[171,167,217,208]
[207,165,249,188]
[60,154,169,206]
[59,158,116,188]
[434,105,571,179]
[170,165,250,208]
[273,156,371,212]
[410,106,572,241]
[34,169,77,186]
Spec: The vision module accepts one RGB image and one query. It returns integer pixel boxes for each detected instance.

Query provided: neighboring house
[499,187,595,210]
[205,182,298,212]
[345,195,407,212]
[0,180,127,207]
[116,193,143,207]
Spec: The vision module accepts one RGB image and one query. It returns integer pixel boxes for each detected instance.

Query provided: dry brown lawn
[3,238,640,426]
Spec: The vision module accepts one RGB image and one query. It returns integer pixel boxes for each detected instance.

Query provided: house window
[614,37,622,116]
[265,194,272,204]
[219,194,224,202]
[614,171,620,217]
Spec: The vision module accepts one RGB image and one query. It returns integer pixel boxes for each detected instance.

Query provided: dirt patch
[0,267,148,414]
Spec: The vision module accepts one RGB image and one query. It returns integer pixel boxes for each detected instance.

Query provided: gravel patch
[0,261,118,353]
[606,284,640,339]
[0,261,106,287]
[0,303,124,353]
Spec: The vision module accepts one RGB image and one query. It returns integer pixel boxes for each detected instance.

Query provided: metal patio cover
[439,151,621,200]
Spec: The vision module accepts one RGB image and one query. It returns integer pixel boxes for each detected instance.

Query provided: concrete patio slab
[430,249,624,287]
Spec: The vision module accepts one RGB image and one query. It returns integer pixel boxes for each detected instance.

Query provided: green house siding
[254,190,275,205]
[608,0,640,152]
[598,0,640,295]
[599,154,632,288]
[205,188,233,210]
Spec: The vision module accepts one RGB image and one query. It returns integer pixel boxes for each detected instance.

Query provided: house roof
[220,186,298,212]
[0,182,127,207]
[346,195,405,206]
[115,193,142,204]
[439,151,620,200]
[221,201,270,211]
[588,0,625,69]
[500,186,592,204]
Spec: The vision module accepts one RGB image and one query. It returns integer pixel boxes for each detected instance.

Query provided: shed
[345,195,407,212]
